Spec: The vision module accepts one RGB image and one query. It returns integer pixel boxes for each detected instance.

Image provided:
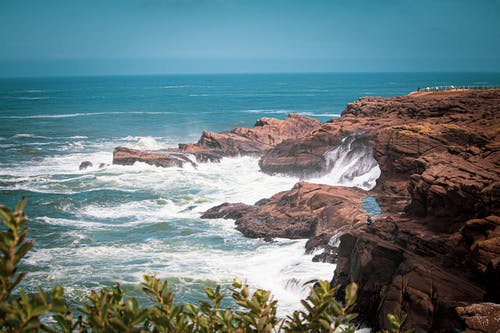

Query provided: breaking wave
[309,135,381,190]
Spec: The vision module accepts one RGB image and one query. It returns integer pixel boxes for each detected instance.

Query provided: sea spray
[309,135,381,190]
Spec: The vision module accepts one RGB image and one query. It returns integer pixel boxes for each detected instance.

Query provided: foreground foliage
[0,200,412,332]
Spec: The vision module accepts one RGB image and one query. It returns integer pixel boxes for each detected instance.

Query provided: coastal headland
[110,89,500,332]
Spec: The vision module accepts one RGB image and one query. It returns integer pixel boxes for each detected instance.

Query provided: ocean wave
[243,109,340,118]
[23,236,333,315]
[160,85,191,89]
[12,133,49,139]
[245,109,294,114]
[0,111,168,119]
[16,96,52,100]
[37,216,110,230]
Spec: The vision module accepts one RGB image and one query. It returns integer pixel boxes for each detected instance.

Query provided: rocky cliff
[203,90,500,332]
[112,89,499,331]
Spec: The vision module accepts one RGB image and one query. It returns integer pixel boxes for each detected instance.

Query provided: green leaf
[15,197,26,213]
[15,242,33,263]
[344,282,358,308]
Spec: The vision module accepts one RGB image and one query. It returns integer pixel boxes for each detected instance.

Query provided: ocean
[1,72,499,313]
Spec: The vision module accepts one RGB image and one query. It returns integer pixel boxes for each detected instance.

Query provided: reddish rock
[116,89,500,331]
[260,90,500,179]
[334,219,486,332]
[201,203,258,220]
[456,303,500,332]
[329,91,500,332]
[181,113,320,157]
[113,114,321,167]
[202,182,367,241]
[113,147,197,168]
[201,91,500,331]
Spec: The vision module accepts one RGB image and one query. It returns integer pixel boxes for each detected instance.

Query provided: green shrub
[0,199,412,333]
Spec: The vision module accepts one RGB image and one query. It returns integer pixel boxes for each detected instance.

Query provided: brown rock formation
[180,113,321,158]
[329,90,500,332]
[456,302,500,332]
[112,113,321,167]
[123,89,499,331]
[210,90,500,331]
[202,182,367,245]
[113,147,196,168]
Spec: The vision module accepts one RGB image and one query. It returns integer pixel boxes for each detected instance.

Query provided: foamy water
[1,133,339,314]
[3,73,487,323]
[0,132,380,315]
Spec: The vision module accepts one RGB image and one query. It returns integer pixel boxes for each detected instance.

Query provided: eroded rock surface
[113,147,196,168]
[204,90,500,332]
[330,90,500,332]
[202,182,366,242]
[181,113,321,158]
[113,113,321,167]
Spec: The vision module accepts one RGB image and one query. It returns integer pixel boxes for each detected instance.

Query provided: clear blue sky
[1,0,499,77]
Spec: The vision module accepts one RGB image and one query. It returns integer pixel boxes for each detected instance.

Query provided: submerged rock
[113,147,197,168]
[79,161,93,170]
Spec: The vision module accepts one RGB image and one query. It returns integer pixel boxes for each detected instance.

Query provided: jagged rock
[202,182,366,239]
[180,113,321,157]
[456,303,500,333]
[201,91,500,331]
[330,91,500,332]
[113,113,321,168]
[113,147,197,168]
[201,203,258,220]
[334,219,486,332]
[79,161,93,170]
[260,90,500,181]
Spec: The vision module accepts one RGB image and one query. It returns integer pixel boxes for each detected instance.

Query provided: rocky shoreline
[110,90,499,332]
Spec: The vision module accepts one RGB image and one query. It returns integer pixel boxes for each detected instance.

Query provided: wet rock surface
[113,146,197,168]
[112,113,321,167]
[202,182,366,240]
[330,90,500,332]
[203,90,500,332]
[79,160,93,170]
[113,89,500,331]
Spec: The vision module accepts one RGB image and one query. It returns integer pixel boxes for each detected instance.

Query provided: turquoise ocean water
[1,72,499,313]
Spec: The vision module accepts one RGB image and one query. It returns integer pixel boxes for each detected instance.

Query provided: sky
[0,0,499,77]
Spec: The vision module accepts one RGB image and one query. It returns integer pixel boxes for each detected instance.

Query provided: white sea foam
[0,111,167,119]
[244,109,340,118]
[16,96,52,100]
[37,216,110,230]
[12,133,49,139]
[25,233,334,315]
[308,136,381,190]
[124,136,171,150]
[245,109,294,114]
[5,134,366,316]
[160,85,191,89]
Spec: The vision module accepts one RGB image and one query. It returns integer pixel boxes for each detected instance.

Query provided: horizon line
[2,70,500,80]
